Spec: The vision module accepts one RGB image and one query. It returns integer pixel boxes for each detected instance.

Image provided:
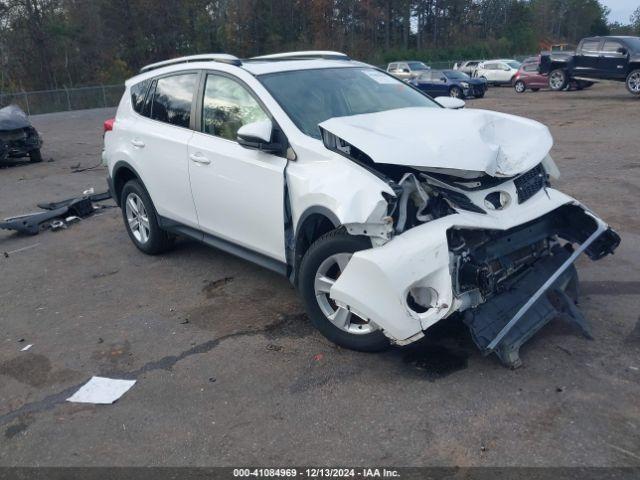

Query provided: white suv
[476,59,521,85]
[104,51,619,367]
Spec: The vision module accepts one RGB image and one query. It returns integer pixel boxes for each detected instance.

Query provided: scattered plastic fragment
[20,344,33,351]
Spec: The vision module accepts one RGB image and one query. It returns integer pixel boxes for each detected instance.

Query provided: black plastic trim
[158,215,288,276]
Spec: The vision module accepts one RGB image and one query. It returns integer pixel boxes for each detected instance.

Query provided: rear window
[130,79,151,114]
[149,73,197,128]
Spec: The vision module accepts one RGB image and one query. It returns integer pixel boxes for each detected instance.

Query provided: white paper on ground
[20,344,33,351]
[67,376,136,404]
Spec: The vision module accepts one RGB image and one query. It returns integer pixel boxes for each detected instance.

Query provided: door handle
[189,153,211,165]
[131,139,145,148]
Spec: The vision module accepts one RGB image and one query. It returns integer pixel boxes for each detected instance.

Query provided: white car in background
[476,59,522,85]
[103,51,619,368]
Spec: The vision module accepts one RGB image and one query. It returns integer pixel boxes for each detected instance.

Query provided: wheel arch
[112,160,143,207]
[291,206,340,286]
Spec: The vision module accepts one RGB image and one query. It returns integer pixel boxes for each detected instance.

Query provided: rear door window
[581,39,601,53]
[602,40,624,54]
[149,73,198,128]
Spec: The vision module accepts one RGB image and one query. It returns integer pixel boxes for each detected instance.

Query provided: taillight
[103,118,115,133]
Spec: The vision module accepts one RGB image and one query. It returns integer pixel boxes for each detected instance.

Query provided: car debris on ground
[66,376,136,404]
[0,190,112,235]
[0,105,43,164]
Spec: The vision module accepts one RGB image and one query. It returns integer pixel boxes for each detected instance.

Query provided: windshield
[507,61,521,69]
[443,70,469,80]
[259,67,438,139]
[408,62,428,70]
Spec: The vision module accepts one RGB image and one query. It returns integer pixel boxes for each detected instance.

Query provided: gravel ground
[0,82,638,467]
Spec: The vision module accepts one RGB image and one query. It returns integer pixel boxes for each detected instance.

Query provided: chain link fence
[0,84,125,115]
[0,55,535,116]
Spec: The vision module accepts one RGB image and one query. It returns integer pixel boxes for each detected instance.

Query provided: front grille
[514,164,547,203]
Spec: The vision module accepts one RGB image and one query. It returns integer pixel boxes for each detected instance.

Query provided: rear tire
[120,179,173,255]
[29,149,43,163]
[549,69,568,91]
[514,80,526,93]
[626,69,640,96]
[298,229,390,352]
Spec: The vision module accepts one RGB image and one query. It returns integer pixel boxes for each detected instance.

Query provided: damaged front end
[319,112,620,368]
[0,105,42,160]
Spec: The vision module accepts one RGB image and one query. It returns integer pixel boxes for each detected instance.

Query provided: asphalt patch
[202,277,234,298]
[0,354,52,387]
[403,346,469,381]
[263,313,314,339]
[581,281,640,296]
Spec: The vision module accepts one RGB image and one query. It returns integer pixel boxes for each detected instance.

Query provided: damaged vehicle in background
[104,51,620,368]
[0,105,43,163]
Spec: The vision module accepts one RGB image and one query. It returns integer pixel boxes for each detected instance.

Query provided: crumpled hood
[0,105,32,131]
[319,107,553,177]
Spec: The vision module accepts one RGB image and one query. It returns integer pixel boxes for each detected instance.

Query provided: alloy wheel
[314,253,375,335]
[550,71,565,90]
[628,71,640,94]
[125,192,151,244]
[515,81,525,93]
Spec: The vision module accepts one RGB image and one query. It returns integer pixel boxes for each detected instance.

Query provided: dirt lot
[0,83,638,467]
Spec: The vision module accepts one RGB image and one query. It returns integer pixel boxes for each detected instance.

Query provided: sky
[600,0,638,24]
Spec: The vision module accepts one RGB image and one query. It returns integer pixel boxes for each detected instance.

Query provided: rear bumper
[329,189,620,364]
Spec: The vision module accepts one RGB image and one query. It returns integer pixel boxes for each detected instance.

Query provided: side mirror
[237,119,282,153]
[440,77,447,82]
[435,96,465,109]
[617,47,628,55]
[402,68,410,73]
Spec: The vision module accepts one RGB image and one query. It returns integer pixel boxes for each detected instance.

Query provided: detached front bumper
[330,188,620,367]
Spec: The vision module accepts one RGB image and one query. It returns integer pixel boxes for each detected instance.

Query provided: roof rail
[140,54,241,73]
[250,51,351,61]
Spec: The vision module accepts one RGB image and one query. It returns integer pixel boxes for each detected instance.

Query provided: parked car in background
[539,36,640,96]
[476,59,521,85]
[454,60,483,77]
[523,56,593,93]
[410,69,487,98]
[387,61,430,81]
[513,57,548,93]
[0,105,43,163]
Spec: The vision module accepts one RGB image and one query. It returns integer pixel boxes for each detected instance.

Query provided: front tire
[549,69,568,91]
[29,149,43,163]
[298,229,390,352]
[449,86,463,98]
[514,80,526,93]
[120,179,173,255]
[626,69,640,96]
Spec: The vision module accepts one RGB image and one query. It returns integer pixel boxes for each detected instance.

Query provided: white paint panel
[319,107,553,177]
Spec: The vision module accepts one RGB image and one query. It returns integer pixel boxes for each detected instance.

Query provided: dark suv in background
[410,69,487,98]
[540,36,640,96]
